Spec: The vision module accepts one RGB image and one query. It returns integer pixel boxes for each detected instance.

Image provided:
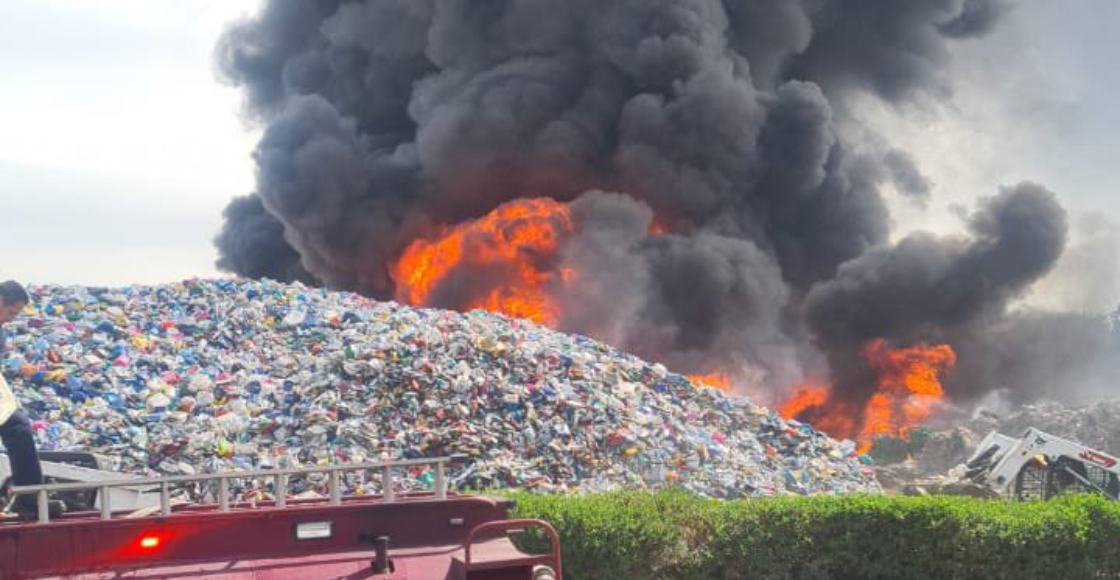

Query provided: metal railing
[10,457,453,524]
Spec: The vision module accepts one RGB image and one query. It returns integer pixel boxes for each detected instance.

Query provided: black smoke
[215,194,313,283]
[804,183,1069,403]
[786,0,1011,102]
[212,0,1112,413]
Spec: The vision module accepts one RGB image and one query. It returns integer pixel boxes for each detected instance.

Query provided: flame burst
[779,384,830,421]
[780,340,956,452]
[689,372,733,392]
[392,198,574,326]
[863,339,955,440]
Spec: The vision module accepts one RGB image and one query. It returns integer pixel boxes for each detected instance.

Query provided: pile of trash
[1,279,878,498]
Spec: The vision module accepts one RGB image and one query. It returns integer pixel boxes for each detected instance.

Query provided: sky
[0,0,1117,310]
[0,0,260,285]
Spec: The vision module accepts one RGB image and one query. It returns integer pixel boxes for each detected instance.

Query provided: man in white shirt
[0,280,44,515]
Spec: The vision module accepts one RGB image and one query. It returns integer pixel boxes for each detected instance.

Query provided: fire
[394,197,954,449]
[779,384,829,421]
[861,339,955,441]
[689,372,733,392]
[392,197,667,326]
[392,198,574,326]
[780,383,858,437]
[393,198,954,449]
[780,340,956,453]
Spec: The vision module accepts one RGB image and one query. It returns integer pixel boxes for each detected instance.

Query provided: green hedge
[507,491,1120,580]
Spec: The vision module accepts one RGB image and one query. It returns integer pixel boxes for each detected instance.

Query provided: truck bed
[0,493,553,579]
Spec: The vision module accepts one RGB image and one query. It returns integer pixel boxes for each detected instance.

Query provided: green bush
[507,491,1120,580]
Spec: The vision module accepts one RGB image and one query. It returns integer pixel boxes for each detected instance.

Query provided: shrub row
[507,491,1120,580]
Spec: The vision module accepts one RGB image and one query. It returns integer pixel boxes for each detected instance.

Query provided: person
[0,280,44,515]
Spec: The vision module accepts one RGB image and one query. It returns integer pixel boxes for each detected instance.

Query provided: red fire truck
[0,455,561,579]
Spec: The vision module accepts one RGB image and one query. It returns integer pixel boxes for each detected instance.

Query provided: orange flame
[392,198,574,325]
[780,340,955,453]
[780,383,858,437]
[689,372,733,391]
[779,384,829,419]
[860,339,955,443]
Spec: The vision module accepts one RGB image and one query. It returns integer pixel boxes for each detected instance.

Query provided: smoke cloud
[214,194,313,283]
[805,182,1069,401]
[212,0,1112,411]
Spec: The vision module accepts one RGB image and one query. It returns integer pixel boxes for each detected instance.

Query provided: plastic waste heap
[1,280,879,498]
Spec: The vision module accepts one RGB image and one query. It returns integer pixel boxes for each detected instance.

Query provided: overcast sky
[1,0,1117,310]
[0,0,259,285]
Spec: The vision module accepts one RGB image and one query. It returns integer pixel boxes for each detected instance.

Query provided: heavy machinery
[964,427,1120,501]
[0,456,561,579]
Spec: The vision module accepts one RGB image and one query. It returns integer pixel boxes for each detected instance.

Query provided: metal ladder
[1,455,162,511]
[9,456,453,524]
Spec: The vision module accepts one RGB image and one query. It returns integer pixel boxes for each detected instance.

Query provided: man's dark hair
[0,280,29,305]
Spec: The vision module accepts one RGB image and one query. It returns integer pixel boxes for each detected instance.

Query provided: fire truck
[0,455,561,579]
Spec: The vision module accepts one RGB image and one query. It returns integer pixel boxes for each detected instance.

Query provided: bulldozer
[964,427,1120,501]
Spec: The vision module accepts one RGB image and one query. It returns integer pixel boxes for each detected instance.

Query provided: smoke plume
[804,182,1069,402]
[213,0,1113,413]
